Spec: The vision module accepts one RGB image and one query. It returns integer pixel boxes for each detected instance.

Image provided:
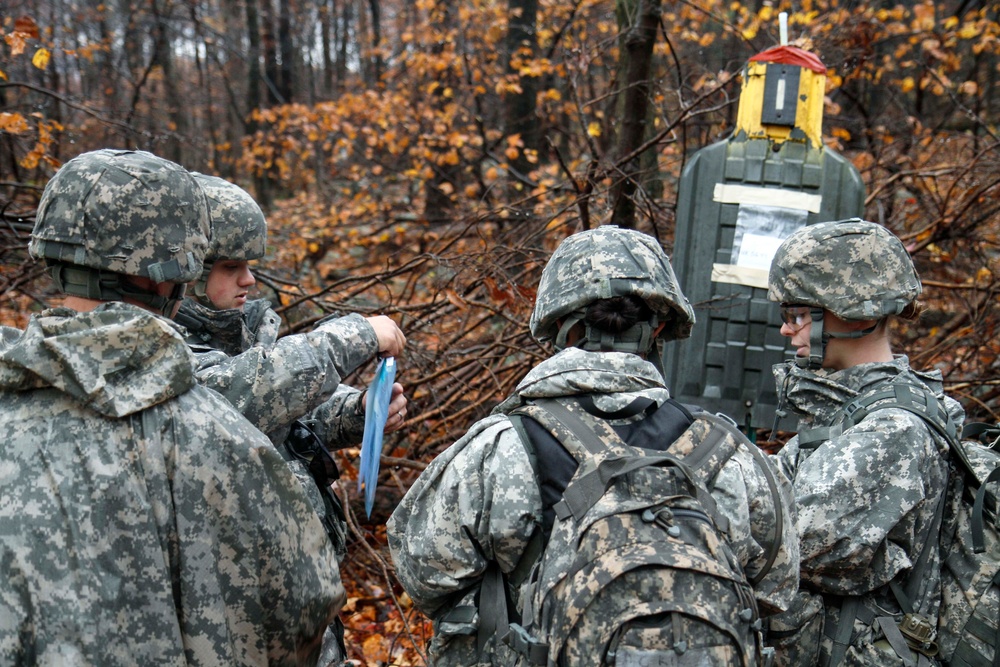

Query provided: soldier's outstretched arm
[193,314,401,434]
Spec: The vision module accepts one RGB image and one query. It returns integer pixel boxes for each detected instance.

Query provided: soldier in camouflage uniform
[173,173,407,666]
[174,173,407,451]
[766,220,965,666]
[388,226,798,666]
[0,149,343,665]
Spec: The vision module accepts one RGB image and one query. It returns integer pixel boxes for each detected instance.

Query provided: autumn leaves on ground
[2,1,999,664]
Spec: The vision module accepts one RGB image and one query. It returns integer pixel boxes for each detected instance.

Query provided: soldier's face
[780,307,813,360]
[205,260,256,311]
[781,308,878,370]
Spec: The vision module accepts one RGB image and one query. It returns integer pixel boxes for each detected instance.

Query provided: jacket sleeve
[792,408,947,595]
[771,437,802,483]
[193,313,378,434]
[301,384,366,450]
[386,415,542,619]
[713,438,800,616]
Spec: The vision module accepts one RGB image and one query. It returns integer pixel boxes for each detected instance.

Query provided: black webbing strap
[972,466,1000,553]
[798,425,843,450]
[875,617,918,667]
[827,596,862,667]
[477,562,511,657]
[505,623,549,665]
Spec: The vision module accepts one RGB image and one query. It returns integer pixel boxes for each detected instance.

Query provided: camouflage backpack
[824,384,1000,667]
[481,396,782,667]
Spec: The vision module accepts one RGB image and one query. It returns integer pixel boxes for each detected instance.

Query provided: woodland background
[1,0,999,664]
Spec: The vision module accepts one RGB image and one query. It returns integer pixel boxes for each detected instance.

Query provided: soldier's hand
[366,315,406,358]
[383,383,408,433]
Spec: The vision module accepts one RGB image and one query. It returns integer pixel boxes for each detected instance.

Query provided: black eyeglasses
[286,420,340,487]
[779,305,812,332]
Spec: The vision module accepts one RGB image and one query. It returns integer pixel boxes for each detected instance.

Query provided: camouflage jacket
[0,304,343,666]
[181,298,369,446]
[772,357,963,653]
[387,347,799,665]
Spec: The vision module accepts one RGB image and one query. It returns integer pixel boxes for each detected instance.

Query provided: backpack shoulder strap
[841,382,990,502]
[842,382,959,443]
[678,411,743,481]
[516,396,634,460]
[802,382,960,452]
[843,382,960,564]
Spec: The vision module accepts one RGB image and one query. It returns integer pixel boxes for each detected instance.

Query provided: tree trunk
[504,0,540,181]
[367,0,383,83]
[609,0,661,229]
[424,0,459,222]
[246,0,263,117]
[152,0,185,164]
[357,0,370,84]
[245,0,273,206]
[336,0,352,93]
[321,0,334,97]
[278,0,295,102]
[188,1,213,171]
[261,0,282,105]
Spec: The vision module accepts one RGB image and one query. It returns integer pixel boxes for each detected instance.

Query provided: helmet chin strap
[554,310,659,356]
[191,260,215,300]
[49,263,186,317]
[796,307,880,370]
[797,308,827,369]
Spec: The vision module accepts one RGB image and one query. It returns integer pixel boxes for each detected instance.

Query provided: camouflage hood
[773,355,962,430]
[0,303,196,418]
[495,347,670,414]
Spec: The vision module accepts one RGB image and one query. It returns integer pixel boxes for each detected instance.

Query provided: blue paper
[358,356,396,518]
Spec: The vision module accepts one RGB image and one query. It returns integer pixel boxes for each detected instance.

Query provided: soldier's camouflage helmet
[768,219,921,320]
[30,148,209,283]
[192,173,267,264]
[530,225,695,348]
